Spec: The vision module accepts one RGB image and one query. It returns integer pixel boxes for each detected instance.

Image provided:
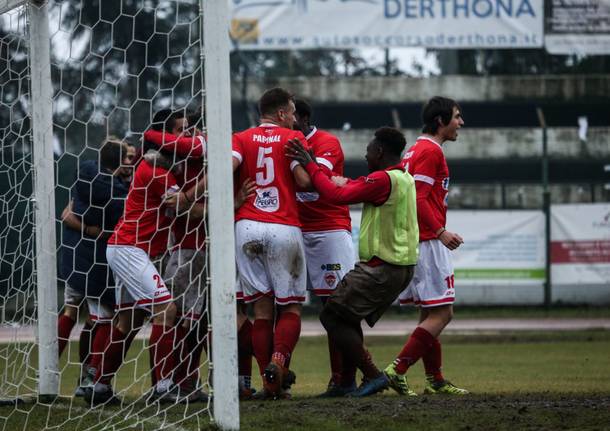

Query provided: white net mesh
[0,1,222,429]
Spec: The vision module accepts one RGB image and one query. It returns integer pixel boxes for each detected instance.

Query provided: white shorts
[235,219,306,305]
[303,230,356,297]
[164,248,207,321]
[106,245,173,311]
[398,239,455,308]
[64,284,114,322]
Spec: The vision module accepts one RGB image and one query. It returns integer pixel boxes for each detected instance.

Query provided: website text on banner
[551,203,610,286]
[229,0,544,50]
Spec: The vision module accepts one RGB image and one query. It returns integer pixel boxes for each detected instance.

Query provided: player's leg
[303,230,356,396]
[261,223,307,398]
[58,284,83,357]
[235,220,275,393]
[237,301,255,399]
[386,240,466,395]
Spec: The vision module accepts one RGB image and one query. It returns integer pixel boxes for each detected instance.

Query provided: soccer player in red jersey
[143,110,209,402]
[85,111,199,405]
[232,87,311,399]
[389,96,469,395]
[293,99,357,396]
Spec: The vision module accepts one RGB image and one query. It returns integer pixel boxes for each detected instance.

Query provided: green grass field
[1,330,609,430]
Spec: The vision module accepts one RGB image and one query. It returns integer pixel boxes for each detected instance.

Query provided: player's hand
[331,176,348,187]
[286,138,314,165]
[164,191,179,208]
[439,230,464,250]
[84,224,102,238]
[235,178,256,209]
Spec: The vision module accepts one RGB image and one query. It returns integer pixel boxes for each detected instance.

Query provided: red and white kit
[296,127,354,297]
[399,136,455,307]
[107,157,176,310]
[233,124,307,304]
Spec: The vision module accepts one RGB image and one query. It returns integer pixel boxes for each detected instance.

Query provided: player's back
[297,127,351,232]
[401,136,450,241]
[233,124,305,227]
[109,153,177,256]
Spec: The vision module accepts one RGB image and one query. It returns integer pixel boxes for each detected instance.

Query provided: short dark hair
[294,98,313,120]
[258,87,294,117]
[151,109,185,133]
[99,137,125,171]
[187,107,203,130]
[421,96,461,134]
[373,127,406,157]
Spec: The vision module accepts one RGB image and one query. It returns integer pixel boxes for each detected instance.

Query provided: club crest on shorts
[324,273,337,287]
[254,186,279,212]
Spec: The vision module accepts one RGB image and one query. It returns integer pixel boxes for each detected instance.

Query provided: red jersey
[233,124,306,227]
[109,157,177,257]
[296,127,351,233]
[401,136,449,241]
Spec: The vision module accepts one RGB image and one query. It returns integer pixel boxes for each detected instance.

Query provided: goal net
[0,1,237,429]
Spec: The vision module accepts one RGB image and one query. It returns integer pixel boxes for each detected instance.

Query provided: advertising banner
[551,203,610,285]
[229,0,544,50]
[447,210,545,286]
[545,0,610,55]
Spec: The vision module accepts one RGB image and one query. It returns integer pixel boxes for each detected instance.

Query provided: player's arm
[143,129,205,158]
[412,153,463,250]
[235,178,256,209]
[291,163,312,189]
[287,138,389,205]
[61,200,102,238]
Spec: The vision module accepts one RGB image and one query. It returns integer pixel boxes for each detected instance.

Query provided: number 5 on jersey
[256,147,274,186]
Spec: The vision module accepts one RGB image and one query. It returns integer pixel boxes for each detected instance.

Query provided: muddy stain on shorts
[289,249,303,279]
[243,240,265,260]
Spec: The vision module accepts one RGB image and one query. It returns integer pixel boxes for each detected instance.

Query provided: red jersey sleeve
[232,133,243,166]
[143,130,205,158]
[313,135,343,176]
[408,147,442,186]
[304,162,390,206]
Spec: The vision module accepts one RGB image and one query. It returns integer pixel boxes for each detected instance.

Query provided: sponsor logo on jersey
[254,186,279,212]
[321,263,341,271]
[324,273,337,287]
[442,177,450,190]
[253,134,280,144]
[403,150,414,160]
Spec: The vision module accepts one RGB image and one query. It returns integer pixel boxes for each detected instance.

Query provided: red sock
[272,312,301,367]
[79,321,94,365]
[96,326,127,384]
[423,337,444,382]
[150,324,176,382]
[327,335,343,385]
[252,319,273,376]
[57,314,76,358]
[395,327,436,374]
[88,322,111,371]
[238,319,253,378]
[173,325,188,387]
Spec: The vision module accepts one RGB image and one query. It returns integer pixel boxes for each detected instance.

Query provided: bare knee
[253,296,274,321]
[279,303,301,317]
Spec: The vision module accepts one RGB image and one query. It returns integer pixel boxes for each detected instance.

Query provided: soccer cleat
[147,380,181,404]
[383,364,417,397]
[346,373,389,398]
[263,360,287,398]
[84,384,121,406]
[317,380,358,398]
[424,379,470,395]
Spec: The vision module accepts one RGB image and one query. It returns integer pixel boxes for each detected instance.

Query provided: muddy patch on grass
[241,394,610,431]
